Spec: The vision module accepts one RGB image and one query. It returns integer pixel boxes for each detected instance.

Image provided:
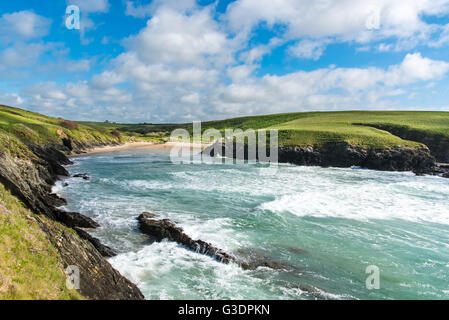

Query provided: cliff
[0,105,143,300]
[203,140,438,174]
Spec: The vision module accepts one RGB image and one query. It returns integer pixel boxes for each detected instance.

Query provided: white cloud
[386,52,449,85]
[226,0,449,51]
[181,93,200,105]
[123,7,234,68]
[0,11,51,43]
[1,42,50,67]
[0,91,24,107]
[66,0,109,45]
[18,50,449,122]
[288,39,330,60]
[67,0,109,13]
[5,2,449,123]
[125,0,197,18]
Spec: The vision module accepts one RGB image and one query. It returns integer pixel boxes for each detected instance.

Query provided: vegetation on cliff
[86,110,449,161]
[0,105,126,157]
[0,184,82,300]
[0,104,144,300]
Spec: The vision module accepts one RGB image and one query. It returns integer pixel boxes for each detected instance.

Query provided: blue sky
[1,0,449,122]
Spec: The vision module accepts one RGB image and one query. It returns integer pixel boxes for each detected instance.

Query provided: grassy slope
[0,184,82,300]
[0,105,132,300]
[0,105,130,158]
[83,111,449,149]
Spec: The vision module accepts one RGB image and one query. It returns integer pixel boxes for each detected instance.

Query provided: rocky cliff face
[0,141,144,300]
[278,143,436,173]
[203,141,437,174]
[354,123,449,163]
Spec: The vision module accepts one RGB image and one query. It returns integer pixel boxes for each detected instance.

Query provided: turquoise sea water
[55,148,449,300]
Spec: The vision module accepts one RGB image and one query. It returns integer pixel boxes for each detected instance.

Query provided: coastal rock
[73,227,118,257]
[355,123,449,163]
[37,216,143,300]
[138,213,243,266]
[204,141,437,173]
[73,173,90,180]
[137,213,287,270]
[141,211,158,219]
[53,209,100,229]
[0,142,145,300]
[234,248,288,270]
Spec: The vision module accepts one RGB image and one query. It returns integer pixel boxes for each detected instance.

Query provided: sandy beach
[70,141,213,157]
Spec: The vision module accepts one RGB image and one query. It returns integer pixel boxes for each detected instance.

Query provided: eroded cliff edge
[203,140,438,174]
[0,141,144,300]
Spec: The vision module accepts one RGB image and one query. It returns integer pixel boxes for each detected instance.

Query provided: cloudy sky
[2,0,449,123]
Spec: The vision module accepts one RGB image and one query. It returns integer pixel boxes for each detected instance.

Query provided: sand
[70,141,213,157]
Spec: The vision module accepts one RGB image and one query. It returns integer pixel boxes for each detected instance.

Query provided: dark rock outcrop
[0,143,144,300]
[203,141,437,174]
[73,227,118,258]
[138,213,286,270]
[36,216,142,300]
[73,173,90,180]
[53,209,100,229]
[138,212,239,265]
[355,123,449,163]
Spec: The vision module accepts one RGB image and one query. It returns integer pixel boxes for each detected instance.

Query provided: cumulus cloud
[123,7,234,67]
[0,42,50,67]
[288,39,330,60]
[18,50,449,123]
[67,0,109,13]
[125,0,197,18]
[4,1,449,122]
[66,0,109,45]
[0,10,51,43]
[226,0,449,54]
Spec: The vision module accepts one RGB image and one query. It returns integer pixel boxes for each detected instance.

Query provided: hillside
[83,110,449,162]
[0,105,144,300]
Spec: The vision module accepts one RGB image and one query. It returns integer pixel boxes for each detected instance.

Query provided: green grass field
[3,104,449,150]
[83,110,449,149]
[0,105,130,158]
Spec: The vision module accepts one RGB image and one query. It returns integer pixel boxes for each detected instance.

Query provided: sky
[1,0,449,123]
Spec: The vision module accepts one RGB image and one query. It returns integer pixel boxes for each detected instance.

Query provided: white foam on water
[109,241,270,300]
[51,181,65,196]
[63,149,449,300]
[259,174,449,225]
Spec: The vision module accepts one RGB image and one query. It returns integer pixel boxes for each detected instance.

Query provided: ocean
[54,147,449,300]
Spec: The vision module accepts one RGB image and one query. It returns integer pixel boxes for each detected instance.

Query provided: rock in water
[137,212,288,270]
[137,213,243,267]
[73,173,90,180]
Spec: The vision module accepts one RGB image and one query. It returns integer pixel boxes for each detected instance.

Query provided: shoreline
[70,141,213,157]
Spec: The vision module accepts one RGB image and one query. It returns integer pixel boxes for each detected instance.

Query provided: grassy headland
[82,110,449,151]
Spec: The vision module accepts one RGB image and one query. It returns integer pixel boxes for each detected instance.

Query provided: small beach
[70,141,213,157]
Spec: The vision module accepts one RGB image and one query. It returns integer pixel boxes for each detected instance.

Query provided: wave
[259,178,449,225]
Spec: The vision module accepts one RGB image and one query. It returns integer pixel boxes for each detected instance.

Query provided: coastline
[70,141,213,157]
